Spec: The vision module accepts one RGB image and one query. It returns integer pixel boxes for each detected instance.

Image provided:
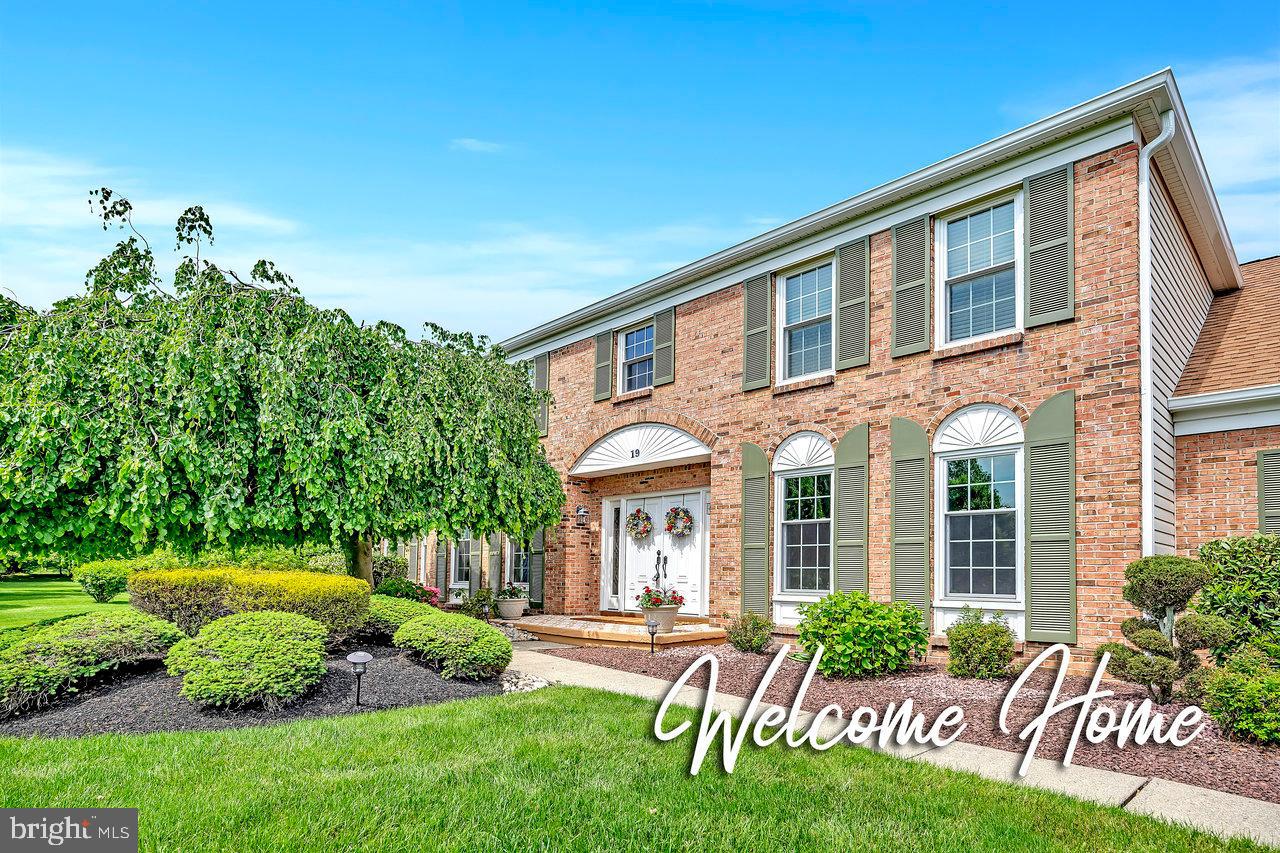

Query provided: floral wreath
[665,506,694,538]
[625,507,653,540]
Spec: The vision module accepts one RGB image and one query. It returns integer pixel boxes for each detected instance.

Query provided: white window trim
[616,320,655,394]
[933,190,1024,351]
[505,537,531,592]
[772,464,835,603]
[931,442,1025,611]
[774,254,837,387]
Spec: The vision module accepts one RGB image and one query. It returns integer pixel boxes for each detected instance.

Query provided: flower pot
[640,605,680,634]
[496,598,528,620]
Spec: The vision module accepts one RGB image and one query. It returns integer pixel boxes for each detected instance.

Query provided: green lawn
[0,575,128,629]
[1,687,1258,852]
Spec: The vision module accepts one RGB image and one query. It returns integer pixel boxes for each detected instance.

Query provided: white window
[453,531,472,586]
[509,539,531,587]
[618,323,654,392]
[937,197,1021,345]
[778,262,833,380]
[932,405,1024,606]
[771,432,835,606]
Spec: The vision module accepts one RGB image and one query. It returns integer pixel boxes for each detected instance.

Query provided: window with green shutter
[834,424,869,592]
[835,239,870,370]
[652,307,675,386]
[742,275,772,391]
[528,529,546,607]
[1259,449,1280,534]
[434,535,449,592]
[892,217,931,357]
[1024,165,1075,327]
[891,417,930,613]
[1024,390,1077,643]
[594,331,613,401]
[740,442,770,614]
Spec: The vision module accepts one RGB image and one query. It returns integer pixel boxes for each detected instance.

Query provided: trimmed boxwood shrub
[0,610,183,716]
[364,594,435,638]
[1197,535,1280,662]
[393,610,512,680]
[1203,645,1280,744]
[166,612,328,709]
[726,612,774,653]
[945,607,1015,679]
[73,560,132,603]
[796,591,928,678]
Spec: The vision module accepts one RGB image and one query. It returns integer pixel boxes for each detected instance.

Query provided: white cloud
[449,138,507,154]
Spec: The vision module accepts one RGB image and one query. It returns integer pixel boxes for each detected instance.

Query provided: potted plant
[494,583,529,620]
[636,586,685,634]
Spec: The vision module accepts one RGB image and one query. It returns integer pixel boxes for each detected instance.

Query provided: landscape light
[645,617,659,655]
[346,651,373,706]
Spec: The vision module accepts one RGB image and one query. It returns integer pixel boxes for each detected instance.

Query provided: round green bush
[726,612,775,654]
[73,560,132,603]
[0,610,183,716]
[165,612,328,709]
[944,608,1014,679]
[796,591,928,678]
[393,610,512,680]
[1204,646,1280,744]
[364,594,435,638]
[1196,535,1280,662]
[1123,556,1210,615]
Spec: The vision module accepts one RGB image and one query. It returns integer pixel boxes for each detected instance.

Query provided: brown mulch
[548,643,1280,804]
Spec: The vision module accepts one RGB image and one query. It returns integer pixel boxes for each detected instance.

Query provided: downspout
[1138,110,1176,556]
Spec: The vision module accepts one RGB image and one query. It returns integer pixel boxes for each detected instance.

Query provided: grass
[0,574,129,629]
[0,686,1260,852]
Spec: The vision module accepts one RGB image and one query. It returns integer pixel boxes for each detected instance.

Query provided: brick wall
[1176,425,1280,553]
[538,143,1144,658]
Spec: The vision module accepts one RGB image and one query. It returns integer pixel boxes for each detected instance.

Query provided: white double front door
[603,490,706,616]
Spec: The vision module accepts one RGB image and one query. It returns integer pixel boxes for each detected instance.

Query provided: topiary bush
[375,577,440,605]
[128,569,239,633]
[364,594,436,638]
[393,610,512,680]
[945,607,1015,679]
[726,613,774,653]
[1196,535,1280,663]
[222,571,369,635]
[0,610,183,716]
[372,554,409,588]
[1203,645,1280,744]
[796,591,928,678]
[1095,556,1232,703]
[73,560,132,603]
[165,612,328,709]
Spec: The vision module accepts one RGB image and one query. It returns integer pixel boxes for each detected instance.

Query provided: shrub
[222,571,370,635]
[945,608,1015,679]
[1203,646,1280,744]
[364,594,435,638]
[375,576,440,605]
[306,551,349,574]
[457,587,496,620]
[372,554,409,588]
[1197,535,1280,662]
[166,612,327,709]
[190,546,310,571]
[128,569,239,633]
[796,591,927,678]
[726,613,774,653]
[0,610,183,716]
[393,610,512,680]
[73,561,132,603]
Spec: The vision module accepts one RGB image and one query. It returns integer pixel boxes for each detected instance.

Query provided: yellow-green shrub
[128,569,240,634]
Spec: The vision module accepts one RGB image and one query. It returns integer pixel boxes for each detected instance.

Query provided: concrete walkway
[510,644,1280,847]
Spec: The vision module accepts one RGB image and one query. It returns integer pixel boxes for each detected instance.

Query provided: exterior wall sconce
[575,506,589,526]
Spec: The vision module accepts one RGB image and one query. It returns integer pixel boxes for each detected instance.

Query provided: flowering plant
[625,507,653,540]
[665,506,694,537]
[374,577,440,606]
[636,586,685,608]
[495,582,528,600]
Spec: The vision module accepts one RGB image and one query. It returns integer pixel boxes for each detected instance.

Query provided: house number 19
[630,449,641,458]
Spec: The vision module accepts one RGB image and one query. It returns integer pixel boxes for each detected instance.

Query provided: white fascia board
[1169,383,1280,436]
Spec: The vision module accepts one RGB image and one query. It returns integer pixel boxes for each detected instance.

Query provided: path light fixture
[645,617,658,655]
[481,602,491,623]
[346,651,373,706]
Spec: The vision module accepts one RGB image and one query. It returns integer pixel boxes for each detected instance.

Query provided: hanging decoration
[665,506,694,538]
[626,507,653,540]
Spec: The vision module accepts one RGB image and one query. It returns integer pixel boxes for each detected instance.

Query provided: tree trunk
[351,531,374,587]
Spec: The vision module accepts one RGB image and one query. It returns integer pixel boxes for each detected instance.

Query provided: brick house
[407,70,1279,661]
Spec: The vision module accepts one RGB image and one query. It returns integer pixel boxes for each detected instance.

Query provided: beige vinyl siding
[1150,177,1214,553]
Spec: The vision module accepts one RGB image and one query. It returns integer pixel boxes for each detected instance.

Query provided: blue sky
[2,2,1277,341]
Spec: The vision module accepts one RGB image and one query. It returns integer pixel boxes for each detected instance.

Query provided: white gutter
[1168,383,1280,436]
[1138,110,1177,556]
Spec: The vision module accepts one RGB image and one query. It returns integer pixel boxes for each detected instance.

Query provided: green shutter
[890,417,930,614]
[652,307,675,386]
[741,442,770,615]
[593,332,613,402]
[1025,390,1077,643]
[891,217,931,357]
[835,424,869,593]
[742,274,772,391]
[1259,450,1280,534]
[528,529,546,607]
[434,536,448,591]
[533,353,549,437]
[835,238,870,370]
[1024,165,1075,327]
[489,533,504,591]
[469,535,483,595]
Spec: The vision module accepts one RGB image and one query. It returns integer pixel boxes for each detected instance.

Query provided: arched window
[773,432,835,598]
[932,406,1024,602]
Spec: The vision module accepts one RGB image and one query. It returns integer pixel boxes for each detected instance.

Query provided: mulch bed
[549,644,1279,804]
[0,643,502,738]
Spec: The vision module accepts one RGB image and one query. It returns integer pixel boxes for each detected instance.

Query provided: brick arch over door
[565,407,719,473]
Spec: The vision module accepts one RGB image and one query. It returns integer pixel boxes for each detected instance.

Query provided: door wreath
[665,506,694,537]
[626,507,653,540]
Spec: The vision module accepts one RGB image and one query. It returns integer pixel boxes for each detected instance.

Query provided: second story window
[942,199,1017,344]
[620,323,654,392]
[781,262,833,380]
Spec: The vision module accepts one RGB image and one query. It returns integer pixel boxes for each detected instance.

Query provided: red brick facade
[537,144,1148,660]
[1176,425,1280,553]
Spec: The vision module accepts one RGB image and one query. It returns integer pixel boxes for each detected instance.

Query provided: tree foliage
[0,190,563,582]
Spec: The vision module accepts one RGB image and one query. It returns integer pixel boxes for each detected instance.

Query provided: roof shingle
[1176,256,1280,397]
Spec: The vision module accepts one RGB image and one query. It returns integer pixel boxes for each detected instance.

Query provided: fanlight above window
[933,405,1023,453]
[773,431,834,472]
